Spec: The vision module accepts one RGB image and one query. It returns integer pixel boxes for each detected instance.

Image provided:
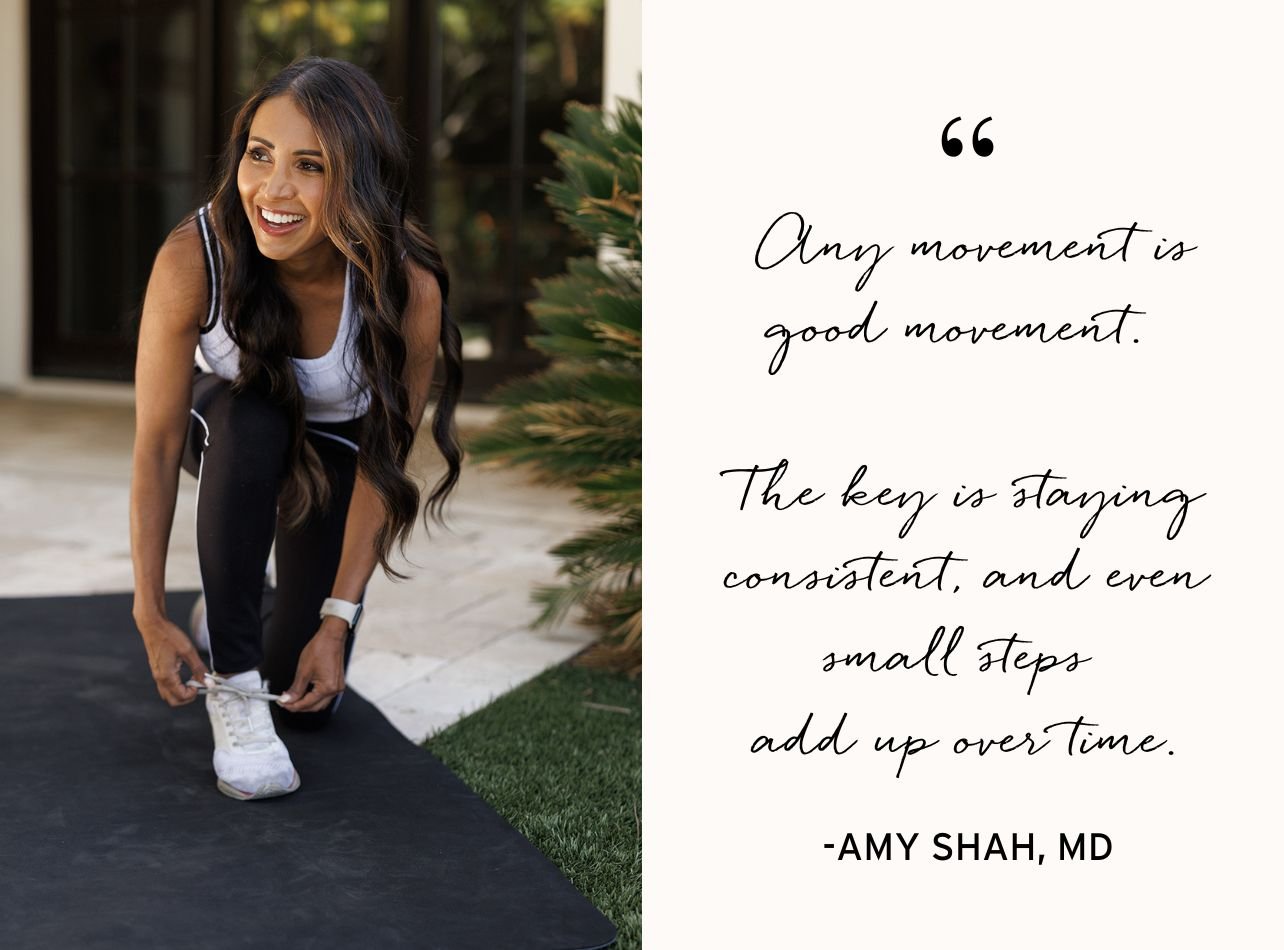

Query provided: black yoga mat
[0,591,617,950]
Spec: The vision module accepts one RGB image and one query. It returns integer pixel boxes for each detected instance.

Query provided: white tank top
[192,203,371,422]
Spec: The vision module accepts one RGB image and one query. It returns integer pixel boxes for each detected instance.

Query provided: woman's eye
[243,148,320,172]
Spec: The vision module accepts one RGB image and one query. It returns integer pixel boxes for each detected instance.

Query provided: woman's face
[237,95,332,262]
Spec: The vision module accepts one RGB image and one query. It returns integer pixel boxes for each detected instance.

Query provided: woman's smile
[237,95,330,265]
[256,205,307,237]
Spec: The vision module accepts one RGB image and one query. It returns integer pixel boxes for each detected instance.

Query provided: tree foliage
[470,98,641,674]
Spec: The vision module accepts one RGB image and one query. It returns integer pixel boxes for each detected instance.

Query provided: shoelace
[187,673,283,750]
[187,672,284,704]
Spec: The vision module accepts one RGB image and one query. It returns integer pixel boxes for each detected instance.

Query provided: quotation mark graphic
[941,116,994,157]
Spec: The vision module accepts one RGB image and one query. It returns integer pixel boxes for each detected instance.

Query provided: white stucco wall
[0,0,29,393]
[604,0,642,114]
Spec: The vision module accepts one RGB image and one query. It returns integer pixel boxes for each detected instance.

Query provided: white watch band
[319,597,363,630]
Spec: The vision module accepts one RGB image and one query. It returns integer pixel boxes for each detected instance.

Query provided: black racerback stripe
[195,204,220,334]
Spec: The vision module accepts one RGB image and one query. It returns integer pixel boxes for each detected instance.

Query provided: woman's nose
[262,163,296,199]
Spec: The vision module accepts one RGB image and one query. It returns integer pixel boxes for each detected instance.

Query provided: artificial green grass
[424,660,641,950]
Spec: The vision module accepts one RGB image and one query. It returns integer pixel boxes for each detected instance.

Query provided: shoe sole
[216,769,301,801]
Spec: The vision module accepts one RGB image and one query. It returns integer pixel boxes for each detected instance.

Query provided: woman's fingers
[147,626,208,707]
[285,691,333,713]
[159,658,198,706]
[281,681,339,712]
[169,656,204,706]
[280,668,343,712]
[279,633,345,712]
[155,668,193,706]
[279,668,308,707]
[179,639,210,685]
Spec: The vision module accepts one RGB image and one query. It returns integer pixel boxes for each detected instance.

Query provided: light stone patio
[0,395,600,741]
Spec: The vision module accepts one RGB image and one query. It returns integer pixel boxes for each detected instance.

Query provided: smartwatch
[319,597,363,631]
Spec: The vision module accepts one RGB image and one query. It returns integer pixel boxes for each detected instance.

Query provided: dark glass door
[431,0,605,395]
[30,0,603,399]
[31,0,210,380]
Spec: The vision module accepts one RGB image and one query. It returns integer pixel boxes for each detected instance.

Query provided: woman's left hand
[279,621,349,712]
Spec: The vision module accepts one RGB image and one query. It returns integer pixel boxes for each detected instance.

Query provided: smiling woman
[241,100,328,246]
[235,96,348,361]
[129,57,464,802]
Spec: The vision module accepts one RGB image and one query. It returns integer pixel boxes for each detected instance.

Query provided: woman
[129,57,462,801]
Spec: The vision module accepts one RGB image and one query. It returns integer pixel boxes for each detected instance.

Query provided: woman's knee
[198,383,292,478]
[224,384,290,447]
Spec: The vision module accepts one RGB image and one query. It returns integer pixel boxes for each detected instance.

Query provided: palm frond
[478,98,643,673]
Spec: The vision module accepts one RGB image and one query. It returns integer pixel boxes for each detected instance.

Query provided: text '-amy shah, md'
[824,832,1113,865]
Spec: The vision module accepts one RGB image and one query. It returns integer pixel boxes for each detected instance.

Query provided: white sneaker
[189,594,210,654]
[203,670,300,800]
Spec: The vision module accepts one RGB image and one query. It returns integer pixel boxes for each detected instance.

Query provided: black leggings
[181,370,366,730]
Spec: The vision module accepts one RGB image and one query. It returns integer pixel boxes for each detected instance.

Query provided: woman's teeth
[260,208,304,226]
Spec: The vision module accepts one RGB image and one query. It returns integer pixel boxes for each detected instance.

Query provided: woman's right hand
[137,617,210,706]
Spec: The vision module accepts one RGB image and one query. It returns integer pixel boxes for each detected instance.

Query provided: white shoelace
[188,673,283,750]
[187,672,284,703]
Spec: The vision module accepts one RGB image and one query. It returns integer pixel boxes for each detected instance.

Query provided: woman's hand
[137,616,209,706]
[278,620,349,713]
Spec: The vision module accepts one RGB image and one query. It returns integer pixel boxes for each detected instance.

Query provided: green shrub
[470,99,642,674]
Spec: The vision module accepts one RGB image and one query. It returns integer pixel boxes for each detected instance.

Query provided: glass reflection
[236,0,391,95]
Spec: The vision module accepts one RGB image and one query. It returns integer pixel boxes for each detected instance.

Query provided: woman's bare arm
[130,220,211,704]
[279,261,442,711]
[329,259,443,603]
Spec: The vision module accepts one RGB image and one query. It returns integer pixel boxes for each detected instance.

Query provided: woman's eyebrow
[248,135,323,157]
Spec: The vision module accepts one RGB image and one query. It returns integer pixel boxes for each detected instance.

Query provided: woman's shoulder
[403,256,442,314]
[145,212,211,320]
[158,211,207,272]
[400,256,443,349]
[403,256,440,294]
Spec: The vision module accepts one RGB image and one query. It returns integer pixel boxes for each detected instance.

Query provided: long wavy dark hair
[191,57,463,580]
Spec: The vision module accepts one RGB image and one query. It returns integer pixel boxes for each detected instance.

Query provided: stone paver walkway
[0,395,599,741]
